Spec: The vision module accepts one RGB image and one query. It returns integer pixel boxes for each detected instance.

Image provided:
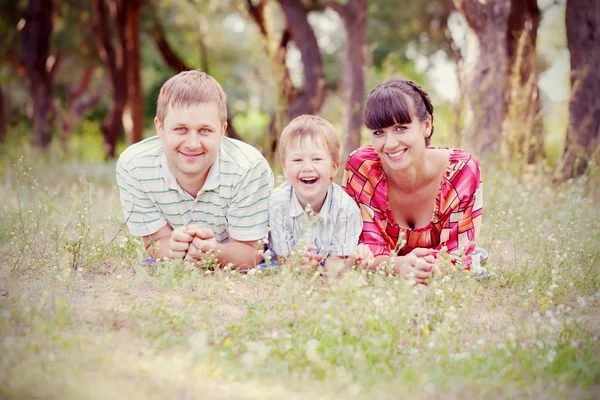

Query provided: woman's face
[370,116,431,172]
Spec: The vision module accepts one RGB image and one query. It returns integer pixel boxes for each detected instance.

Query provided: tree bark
[454,0,511,156]
[327,0,367,166]
[60,67,107,146]
[122,0,143,146]
[502,0,543,163]
[20,0,55,148]
[0,84,6,144]
[278,0,326,119]
[92,0,127,158]
[561,0,600,178]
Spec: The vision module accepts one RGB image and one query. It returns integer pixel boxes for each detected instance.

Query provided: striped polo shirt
[116,136,273,243]
[267,181,362,257]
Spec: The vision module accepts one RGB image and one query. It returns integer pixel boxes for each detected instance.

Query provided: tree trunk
[502,0,543,163]
[0,84,6,144]
[60,67,107,146]
[454,0,511,156]
[122,0,143,146]
[327,0,367,166]
[561,0,600,178]
[20,0,54,148]
[92,0,127,158]
[278,0,326,119]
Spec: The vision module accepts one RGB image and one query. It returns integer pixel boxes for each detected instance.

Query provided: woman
[343,78,483,284]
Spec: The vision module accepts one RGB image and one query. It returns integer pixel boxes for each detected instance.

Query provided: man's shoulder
[117,136,163,170]
[220,137,267,170]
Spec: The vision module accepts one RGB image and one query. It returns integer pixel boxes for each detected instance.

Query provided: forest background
[1,0,599,399]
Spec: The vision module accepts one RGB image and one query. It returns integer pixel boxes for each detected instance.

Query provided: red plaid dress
[342,146,483,268]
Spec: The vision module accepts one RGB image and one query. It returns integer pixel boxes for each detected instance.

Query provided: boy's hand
[351,244,375,267]
[299,244,323,272]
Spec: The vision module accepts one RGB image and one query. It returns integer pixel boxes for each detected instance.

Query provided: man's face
[155,102,226,182]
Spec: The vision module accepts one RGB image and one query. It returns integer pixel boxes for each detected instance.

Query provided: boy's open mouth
[300,177,318,185]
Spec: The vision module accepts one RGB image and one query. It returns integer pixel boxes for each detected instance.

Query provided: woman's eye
[396,125,407,132]
[372,130,384,136]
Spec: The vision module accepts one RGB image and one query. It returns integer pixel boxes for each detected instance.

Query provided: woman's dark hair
[364,78,435,145]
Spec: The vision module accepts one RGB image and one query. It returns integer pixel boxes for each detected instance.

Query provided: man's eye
[201,128,211,133]
[175,127,187,133]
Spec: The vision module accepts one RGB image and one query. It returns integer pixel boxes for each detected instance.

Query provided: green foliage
[232,109,270,148]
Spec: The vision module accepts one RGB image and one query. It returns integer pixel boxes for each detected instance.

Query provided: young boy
[267,115,363,271]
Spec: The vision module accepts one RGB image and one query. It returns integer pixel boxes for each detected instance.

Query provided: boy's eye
[313,157,322,161]
[292,159,302,163]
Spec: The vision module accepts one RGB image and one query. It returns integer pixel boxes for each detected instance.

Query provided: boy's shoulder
[329,182,360,212]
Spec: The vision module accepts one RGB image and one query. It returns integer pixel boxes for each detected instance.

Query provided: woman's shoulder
[345,145,382,172]
[447,148,481,177]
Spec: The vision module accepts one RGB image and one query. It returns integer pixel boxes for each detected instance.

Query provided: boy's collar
[289,183,333,218]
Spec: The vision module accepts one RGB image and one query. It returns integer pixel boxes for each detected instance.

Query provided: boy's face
[155,101,226,183]
[282,135,339,213]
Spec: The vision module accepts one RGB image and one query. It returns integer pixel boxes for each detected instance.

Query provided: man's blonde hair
[279,115,341,164]
[156,70,227,123]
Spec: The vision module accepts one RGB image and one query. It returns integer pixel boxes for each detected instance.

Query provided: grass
[1,146,599,399]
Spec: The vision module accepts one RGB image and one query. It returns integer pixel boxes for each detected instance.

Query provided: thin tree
[326,0,367,164]
[561,0,600,178]
[453,0,511,155]
[20,0,55,148]
[502,0,544,163]
[122,0,143,145]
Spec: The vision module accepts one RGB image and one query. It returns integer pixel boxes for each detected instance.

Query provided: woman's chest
[387,181,440,229]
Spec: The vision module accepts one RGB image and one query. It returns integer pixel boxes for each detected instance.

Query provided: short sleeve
[227,158,274,241]
[327,194,362,256]
[267,195,294,257]
[115,158,167,237]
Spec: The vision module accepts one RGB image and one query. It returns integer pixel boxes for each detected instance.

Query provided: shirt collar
[289,183,333,218]
[160,151,221,196]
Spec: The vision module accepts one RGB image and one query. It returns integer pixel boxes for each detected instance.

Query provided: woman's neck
[384,152,432,193]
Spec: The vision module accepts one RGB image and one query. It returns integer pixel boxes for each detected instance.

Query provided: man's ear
[155,117,164,138]
[222,121,228,136]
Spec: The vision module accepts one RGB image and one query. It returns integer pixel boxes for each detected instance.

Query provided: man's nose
[185,133,201,149]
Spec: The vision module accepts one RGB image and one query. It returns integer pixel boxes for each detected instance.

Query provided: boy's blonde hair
[156,70,227,124]
[279,115,341,164]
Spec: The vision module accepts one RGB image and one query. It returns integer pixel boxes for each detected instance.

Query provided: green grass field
[1,148,599,399]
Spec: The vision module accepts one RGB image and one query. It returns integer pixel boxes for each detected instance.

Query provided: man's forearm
[214,241,263,269]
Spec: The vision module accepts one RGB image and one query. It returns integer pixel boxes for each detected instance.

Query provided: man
[116,70,273,268]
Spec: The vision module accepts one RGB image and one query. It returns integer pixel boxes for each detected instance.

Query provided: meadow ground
[1,148,599,399]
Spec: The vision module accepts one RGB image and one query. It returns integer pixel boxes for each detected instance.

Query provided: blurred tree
[561,0,600,178]
[326,0,366,165]
[245,0,294,160]
[502,0,544,163]
[92,0,127,157]
[122,0,143,146]
[453,0,511,155]
[278,0,326,118]
[20,0,55,148]
[148,1,241,141]
[0,85,5,143]
[92,0,143,157]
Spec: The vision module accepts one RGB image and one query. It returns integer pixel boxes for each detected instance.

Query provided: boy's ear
[331,161,340,180]
[221,120,228,135]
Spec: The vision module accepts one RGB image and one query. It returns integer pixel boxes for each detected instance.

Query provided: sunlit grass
[0,146,599,399]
